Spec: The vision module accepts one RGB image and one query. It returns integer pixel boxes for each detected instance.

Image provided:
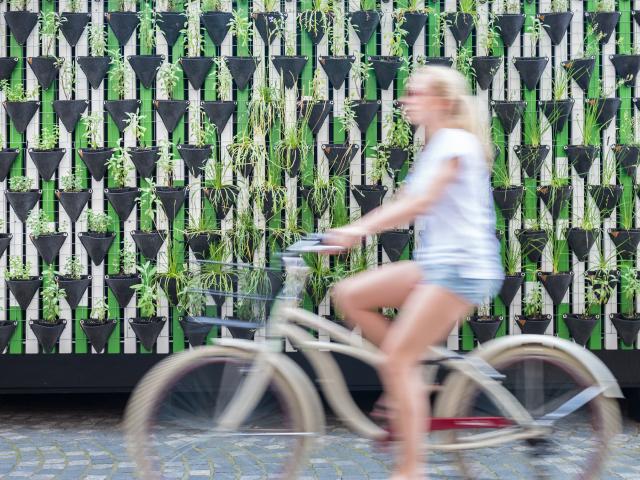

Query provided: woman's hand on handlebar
[323,225,368,250]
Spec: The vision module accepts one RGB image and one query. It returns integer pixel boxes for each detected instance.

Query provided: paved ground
[0,394,638,479]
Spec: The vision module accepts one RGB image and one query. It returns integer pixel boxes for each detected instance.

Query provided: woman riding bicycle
[326,65,505,479]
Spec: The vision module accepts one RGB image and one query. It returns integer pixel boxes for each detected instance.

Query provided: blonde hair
[407,66,493,166]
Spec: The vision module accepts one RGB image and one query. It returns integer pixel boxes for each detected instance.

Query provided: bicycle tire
[433,345,621,480]
[123,345,321,479]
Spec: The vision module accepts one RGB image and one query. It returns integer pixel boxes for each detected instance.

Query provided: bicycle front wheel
[434,345,621,480]
[124,346,319,479]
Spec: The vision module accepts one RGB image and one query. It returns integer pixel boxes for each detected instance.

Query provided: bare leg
[331,261,422,346]
[381,285,474,479]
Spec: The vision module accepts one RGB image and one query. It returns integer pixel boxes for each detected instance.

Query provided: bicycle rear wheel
[434,345,621,480]
[124,346,319,479]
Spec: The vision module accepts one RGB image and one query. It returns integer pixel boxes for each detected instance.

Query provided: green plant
[347,243,376,276]
[184,0,203,56]
[385,106,412,150]
[523,282,543,317]
[620,265,640,315]
[138,179,160,233]
[188,104,216,147]
[478,17,500,55]
[107,141,134,188]
[131,261,158,318]
[298,0,332,41]
[114,0,136,11]
[0,80,39,102]
[202,0,223,11]
[582,97,601,146]
[90,297,109,323]
[157,139,176,186]
[337,97,356,135]
[350,55,372,94]
[585,270,616,312]
[306,174,343,216]
[248,84,283,134]
[9,0,27,10]
[550,0,569,12]
[388,17,408,58]
[177,272,206,316]
[458,0,477,14]
[88,22,107,57]
[108,49,130,100]
[9,176,33,192]
[579,196,599,230]
[157,61,181,100]
[491,161,512,188]
[503,241,521,275]
[269,205,304,249]
[121,240,137,275]
[526,16,544,51]
[34,125,59,150]
[228,9,251,48]
[67,0,82,12]
[228,134,268,179]
[42,267,66,323]
[454,46,474,82]
[39,11,62,57]
[552,66,569,101]
[26,210,55,238]
[57,58,76,100]
[618,110,639,147]
[303,253,333,305]
[82,111,103,150]
[233,211,262,262]
[275,120,311,172]
[86,209,110,234]
[124,110,148,147]
[138,3,156,52]
[213,56,233,101]
[64,256,83,279]
[594,0,614,12]
[370,146,389,184]
[600,148,617,185]
[328,4,345,56]
[545,229,568,273]
[6,257,31,281]
[251,181,287,217]
[523,110,549,147]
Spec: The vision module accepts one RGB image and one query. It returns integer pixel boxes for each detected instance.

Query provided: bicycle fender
[471,335,623,398]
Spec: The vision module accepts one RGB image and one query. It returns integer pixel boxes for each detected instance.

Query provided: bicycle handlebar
[284,234,347,255]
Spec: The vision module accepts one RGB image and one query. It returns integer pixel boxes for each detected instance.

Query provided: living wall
[0,0,638,355]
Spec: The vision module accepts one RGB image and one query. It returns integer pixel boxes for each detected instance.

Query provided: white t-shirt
[405,128,504,280]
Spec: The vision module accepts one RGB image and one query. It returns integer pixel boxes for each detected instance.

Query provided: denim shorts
[421,264,504,305]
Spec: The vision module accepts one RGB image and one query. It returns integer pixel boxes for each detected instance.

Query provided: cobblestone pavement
[0,394,639,479]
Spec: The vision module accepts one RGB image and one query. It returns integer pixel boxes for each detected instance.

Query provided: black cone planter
[323,144,359,176]
[495,13,525,48]
[420,56,453,67]
[129,147,159,178]
[105,187,138,220]
[589,184,622,218]
[6,189,40,222]
[78,147,113,181]
[516,229,548,263]
[562,57,595,92]
[281,148,302,177]
[516,314,552,335]
[445,12,474,45]
[155,99,189,133]
[538,12,573,45]
[81,320,116,353]
[29,148,65,180]
[106,11,139,46]
[566,145,597,179]
[77,56,110,90]
[468,316,503,343]
[538,271,573,305]
[563,314,598,346]
[0,233,12,259]
[369,56,402,90]
[592,97,620,127]
[203,186,239,218]
[201,11,233,46]
[300,100,332,135]
[159,276,178,305]
[0,57,18,80]
[387,147,409,172]
[471,56,501,90]
[635,97,640,111]
[634,10,640,27]
[180,317,213,347]
[30,320,66,353]
[401,12,427,46]
[609,229,640,259]
[30,233,66,264]
[253,11,285,44]
[129,317,166,351]
[586,11,620,44]
[610,54,640,86]
[492,100,526,134]
[0,148,19,181]
[3,100,39,133]
[128,55,164,89]
[379,229,411,262]
[180,56,214,90]
[177,144,212,177]
[6,277,41,310]
[187,232,219,259]
[615,144,640,177]
[156,186,186,221]
[611,314,640,345]
[157,12,185,47]
[499,273,524,306]
[228,325,256,341]
[353,100,379,132]
[271,56,308,89]
[0,321,17,353]
[514,57,548,90]
[348,10,380,44]
[53,99,88,132]
[60,12,90,47]
[514,145,550,178]
[537,185,572,220]
[58,275,90,309]
[27,56,59,90]
[104,99,141,132]
[202,101,235,134]
[131,230,165,259]
[566,228,597,262]
[319,56,355,89]
[300,187,330,217]
[224,56,258,90]
[352,185,387,215]
[79,232,115,266]
[106,274,140,307]
[540,99,574,133]
[301,11,331,45]
[492,186,524,221]
[4,10,38,45]
[56,189,90,222]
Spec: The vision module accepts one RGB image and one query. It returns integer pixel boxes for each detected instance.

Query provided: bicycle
[124,235,623,479]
